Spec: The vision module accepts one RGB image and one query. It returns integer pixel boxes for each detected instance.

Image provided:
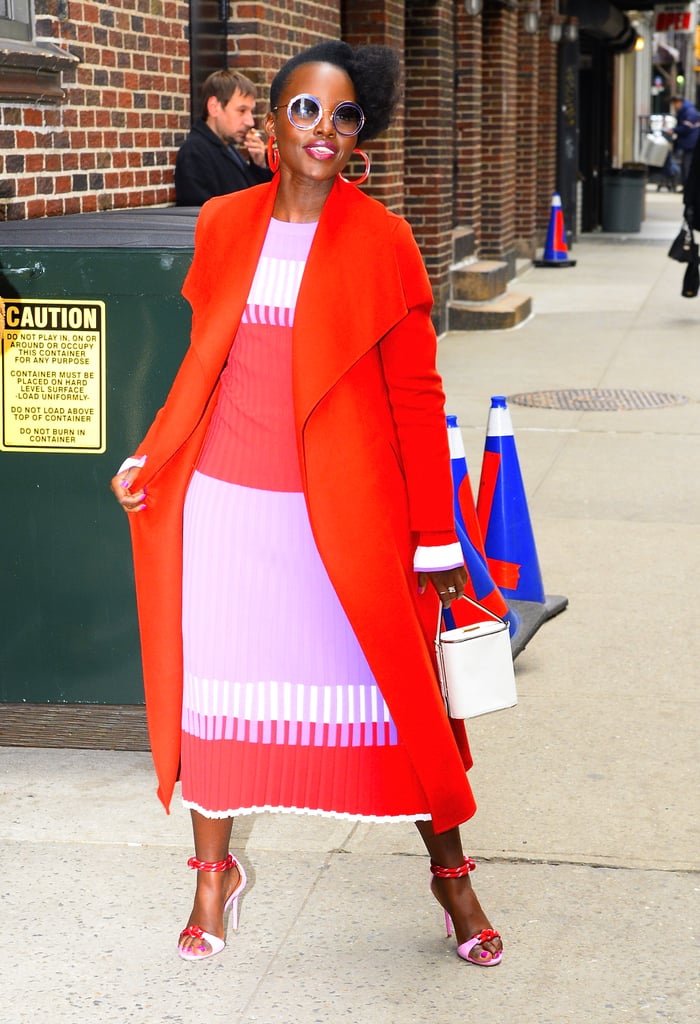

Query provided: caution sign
[1,299,106,453]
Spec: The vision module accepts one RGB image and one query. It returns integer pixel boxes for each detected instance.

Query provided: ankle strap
[430,856,476,878]
[187,853,236,872]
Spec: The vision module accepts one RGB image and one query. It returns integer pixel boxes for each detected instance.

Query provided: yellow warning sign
[1,299,106,453]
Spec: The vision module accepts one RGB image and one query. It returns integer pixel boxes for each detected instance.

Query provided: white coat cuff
[413,542,464,572]
[117,454,148,474]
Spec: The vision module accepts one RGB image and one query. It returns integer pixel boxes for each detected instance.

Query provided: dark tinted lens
[333,103,363,135]
[289,95,320,127]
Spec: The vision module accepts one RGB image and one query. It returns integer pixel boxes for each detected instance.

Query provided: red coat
[127,176,476,834]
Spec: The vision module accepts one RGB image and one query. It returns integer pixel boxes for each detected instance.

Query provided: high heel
[178,853,247,961]
[430,856,503,967]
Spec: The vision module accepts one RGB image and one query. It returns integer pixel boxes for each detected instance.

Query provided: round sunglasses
[273,93,365,137]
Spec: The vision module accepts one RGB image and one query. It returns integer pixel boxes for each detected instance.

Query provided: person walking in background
[665,95,700,186]
[112,40,503,971]
[174,69,273,206]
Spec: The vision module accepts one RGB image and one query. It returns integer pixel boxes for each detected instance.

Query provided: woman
[111,40,503,968]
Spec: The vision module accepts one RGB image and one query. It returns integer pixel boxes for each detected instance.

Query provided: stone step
[450,259,509,302]
[446,291,532,332]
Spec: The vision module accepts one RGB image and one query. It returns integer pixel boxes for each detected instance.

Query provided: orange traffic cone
[534,193,577,267]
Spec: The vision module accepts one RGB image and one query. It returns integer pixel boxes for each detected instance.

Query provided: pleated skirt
[180,470,432,822]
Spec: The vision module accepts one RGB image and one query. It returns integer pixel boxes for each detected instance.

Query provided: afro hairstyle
[269,40,401,143]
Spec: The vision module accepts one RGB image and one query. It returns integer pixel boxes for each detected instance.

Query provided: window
[0,0,78,102]
[0,0,32,42]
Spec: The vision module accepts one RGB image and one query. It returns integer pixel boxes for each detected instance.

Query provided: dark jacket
[672,100,700,153]
[174,120,273,206]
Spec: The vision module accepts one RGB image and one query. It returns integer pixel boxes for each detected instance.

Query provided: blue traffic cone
[447,415,489,557]
[534,192,577,268]
[476,397,545,604]
[446,414,521,639]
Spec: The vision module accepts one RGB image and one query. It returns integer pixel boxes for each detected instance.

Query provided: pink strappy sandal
[430,856,503,967]
[178,853,247,961]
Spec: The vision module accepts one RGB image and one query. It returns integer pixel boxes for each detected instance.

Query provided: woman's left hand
[418,566,468,608]
[110,466,147,513]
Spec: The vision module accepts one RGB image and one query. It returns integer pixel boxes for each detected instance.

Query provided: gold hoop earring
[340,149,370,186]
[267,136,280,173]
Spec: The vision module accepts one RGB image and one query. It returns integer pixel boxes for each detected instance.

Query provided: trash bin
[0,209,196,704]
[602,167,646,233]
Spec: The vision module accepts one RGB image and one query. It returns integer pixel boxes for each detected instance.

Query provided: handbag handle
[435,593,508,646]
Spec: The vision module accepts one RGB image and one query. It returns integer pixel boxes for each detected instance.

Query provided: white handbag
[434,595,517,719]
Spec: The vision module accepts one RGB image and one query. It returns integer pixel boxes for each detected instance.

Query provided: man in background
[175,69,273,206]
[665,95,700,186]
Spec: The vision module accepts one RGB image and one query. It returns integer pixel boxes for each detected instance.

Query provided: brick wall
[341,0,405,214]
[515,27,539,258]
[454,8,483,242]
[0,1,191,221]
[536,0,559,238]
[232,1,340,77]
[480,3,518,270]
[404,0,456,322]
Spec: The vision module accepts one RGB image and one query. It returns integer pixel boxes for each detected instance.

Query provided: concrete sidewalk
[2,188,698,1023]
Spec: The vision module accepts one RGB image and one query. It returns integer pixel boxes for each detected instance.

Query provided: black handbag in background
[681,256,700,297]
[668,220,696,262]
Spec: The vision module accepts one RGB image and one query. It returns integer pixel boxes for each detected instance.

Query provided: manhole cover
[508,388,689,411]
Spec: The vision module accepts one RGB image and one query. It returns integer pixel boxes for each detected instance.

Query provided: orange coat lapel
[292,179,409,429]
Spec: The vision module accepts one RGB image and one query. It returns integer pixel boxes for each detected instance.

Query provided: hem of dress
[182,798,432,824]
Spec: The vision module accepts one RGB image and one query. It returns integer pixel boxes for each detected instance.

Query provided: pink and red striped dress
[180,218,432,822]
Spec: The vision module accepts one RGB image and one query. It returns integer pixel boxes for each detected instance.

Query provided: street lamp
[549,18,563,43]
[464,0,483,15]
[548,0,564,43]
[523,2,540,35]
[564,17,579,42]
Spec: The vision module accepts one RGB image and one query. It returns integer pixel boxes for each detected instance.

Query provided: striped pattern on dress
[182,678,397,747]
[242,254,306,328]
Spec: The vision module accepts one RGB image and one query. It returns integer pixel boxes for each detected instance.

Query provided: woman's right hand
[110,466,147,513]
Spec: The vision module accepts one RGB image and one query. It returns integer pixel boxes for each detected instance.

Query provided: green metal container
[601,168,646,233]
[0,209,196,703]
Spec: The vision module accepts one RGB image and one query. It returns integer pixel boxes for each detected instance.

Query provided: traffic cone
[476,397,545,604]
[534,192,577,267]
[445,414,521,640]
[447,415,488,558]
